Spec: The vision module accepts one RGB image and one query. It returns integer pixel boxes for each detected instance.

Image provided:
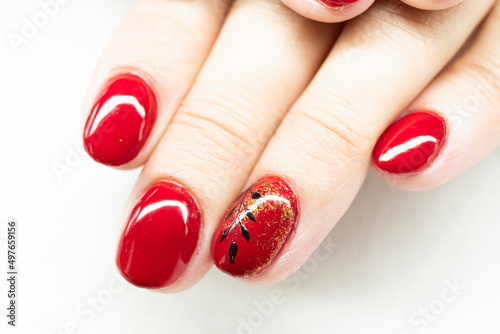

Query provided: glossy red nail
[319,0,359,7]
[211,176,299,278]
[373,111,447,174]
[116,181,201,289]
[83,73,157,166]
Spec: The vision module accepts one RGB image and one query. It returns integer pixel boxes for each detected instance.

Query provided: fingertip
[83,72,159,169]
[280,0,375,23]
[371,111,449,192]
[115,178,212,294]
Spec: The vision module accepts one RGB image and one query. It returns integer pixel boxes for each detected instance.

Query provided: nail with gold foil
[211,176,299,277]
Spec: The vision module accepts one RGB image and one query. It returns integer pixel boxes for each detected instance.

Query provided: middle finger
[115,0,340,292]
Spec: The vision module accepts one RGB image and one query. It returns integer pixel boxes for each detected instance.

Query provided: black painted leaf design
[251,192,261,200]
[240,223,250,242]
[246,211,256,222]
[229,241,238,264]
[220,225,232,243]
[225,205,237,221]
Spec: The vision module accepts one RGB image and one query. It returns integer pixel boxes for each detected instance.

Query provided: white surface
[1,1,500,333]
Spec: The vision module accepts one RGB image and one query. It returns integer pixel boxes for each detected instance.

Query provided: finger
[115,0,339,292]
[211,0,496,282]
[372,0,500,191]
[280,0,375,23]
[81,0,229,168]
[400,0,463,10]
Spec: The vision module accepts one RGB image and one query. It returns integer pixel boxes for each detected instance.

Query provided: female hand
[81,0,500,292]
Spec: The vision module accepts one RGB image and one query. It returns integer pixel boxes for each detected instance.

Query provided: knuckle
[175,104,248,152]
[456,56,500,116]
[173,81,267,159]
[166,116,247,184]
[293,96,373,168]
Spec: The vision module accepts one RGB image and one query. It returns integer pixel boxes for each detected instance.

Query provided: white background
[1,0,500,333]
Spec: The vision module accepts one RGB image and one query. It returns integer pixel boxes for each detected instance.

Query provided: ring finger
[211,0,496,283]
[372,0,500,190]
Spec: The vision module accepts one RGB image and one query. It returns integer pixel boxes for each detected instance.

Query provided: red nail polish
[319,0,359,7]
[116,181,201,289]
[211,176,299,278]
[83,73,157,166]
[373,111,447,174]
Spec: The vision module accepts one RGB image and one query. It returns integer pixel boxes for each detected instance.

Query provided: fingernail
[319,0,359,8]
[116,181,201,289]
[83,73,157,166]
[372,111,447,174]
[211,176,299,278]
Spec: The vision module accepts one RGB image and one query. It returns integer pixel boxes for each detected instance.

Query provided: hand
[81,0,500,292]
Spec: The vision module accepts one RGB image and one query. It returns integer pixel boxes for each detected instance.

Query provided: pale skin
[82,0,500,292]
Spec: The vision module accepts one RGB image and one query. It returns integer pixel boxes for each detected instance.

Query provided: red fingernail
[373,111,447,174]
[83,73,157,166]
[319,0,359,7]
[116,181,201,289]
[211,176,299,278]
